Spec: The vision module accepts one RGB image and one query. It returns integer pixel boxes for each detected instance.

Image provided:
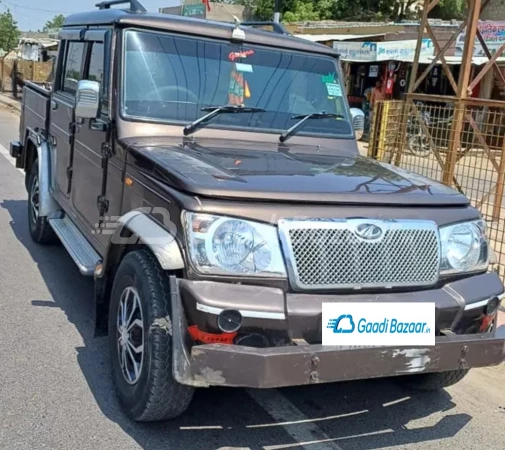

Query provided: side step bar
[49,216,101,276]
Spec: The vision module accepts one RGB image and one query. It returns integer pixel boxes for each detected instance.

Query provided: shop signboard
[376,39,433,61]
[456,21,505,57]
[182,4,206,18]
[332,41,377,61]
[333,39,433,62]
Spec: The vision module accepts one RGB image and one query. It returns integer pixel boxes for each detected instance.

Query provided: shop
[333,39,434,103]
[331,39,435,130]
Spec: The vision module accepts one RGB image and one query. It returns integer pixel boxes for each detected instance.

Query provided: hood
[122,137,469,207]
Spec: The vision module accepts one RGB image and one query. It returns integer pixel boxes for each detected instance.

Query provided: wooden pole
[408,0,431,94]
[493,137,505,221]
[443,0,482,186]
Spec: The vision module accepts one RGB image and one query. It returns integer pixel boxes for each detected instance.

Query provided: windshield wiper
[280,112,344,143]
[184,105,266,136]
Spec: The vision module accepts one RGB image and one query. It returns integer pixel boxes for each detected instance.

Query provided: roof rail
[241,21,291,36]
[95,0,146,12]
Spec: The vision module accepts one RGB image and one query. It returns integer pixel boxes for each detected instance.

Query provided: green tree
[431,0,466,20]
[247,0,422,23]
[0,9,20,54]
[283,0,320,22]
[238,0,463,22]
[42,14,65,32]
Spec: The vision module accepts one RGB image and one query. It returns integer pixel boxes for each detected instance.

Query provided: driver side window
[60,41,85,95]
[86,42,108,113]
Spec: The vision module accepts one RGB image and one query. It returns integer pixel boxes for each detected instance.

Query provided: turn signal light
[480,315,495,333]
[188,325,236,345]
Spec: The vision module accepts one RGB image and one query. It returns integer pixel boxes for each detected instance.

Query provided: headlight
[184,212,287,277]
[440,220,489,274]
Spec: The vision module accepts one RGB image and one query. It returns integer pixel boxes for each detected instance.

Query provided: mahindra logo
[355,223,383,241]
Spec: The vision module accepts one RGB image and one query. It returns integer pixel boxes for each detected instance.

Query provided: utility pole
[273,0,281,23]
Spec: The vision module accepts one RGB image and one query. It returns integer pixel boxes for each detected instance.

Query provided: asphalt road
[0,105,504,450]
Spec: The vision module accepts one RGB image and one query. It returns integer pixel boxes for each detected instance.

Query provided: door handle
[51,100,58,111]
[90,120,108,132]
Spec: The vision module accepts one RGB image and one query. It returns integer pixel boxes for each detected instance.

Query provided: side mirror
[350,107,365,141]
[75,80,101,119]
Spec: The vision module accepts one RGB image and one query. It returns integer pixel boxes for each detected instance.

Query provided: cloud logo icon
[327,315,355,334]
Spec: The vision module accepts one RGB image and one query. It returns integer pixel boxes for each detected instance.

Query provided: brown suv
[10,0,505,422]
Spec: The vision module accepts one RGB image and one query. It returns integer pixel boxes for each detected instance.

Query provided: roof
[294,33,385,42]
[287,19,462,29]
[423,55,505,66]
[63,9,338,57]
[19,37,59,48]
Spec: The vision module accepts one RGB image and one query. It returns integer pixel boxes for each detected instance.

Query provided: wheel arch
[24,130,60,217]
[94,211,185,336]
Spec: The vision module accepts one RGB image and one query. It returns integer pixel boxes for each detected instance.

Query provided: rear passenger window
[62,42,85,94]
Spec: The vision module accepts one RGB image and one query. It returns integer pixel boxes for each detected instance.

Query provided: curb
[0,96,21,114]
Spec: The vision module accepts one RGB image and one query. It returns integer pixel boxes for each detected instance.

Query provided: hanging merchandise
[385,61,396,95]
[431,66,439,87]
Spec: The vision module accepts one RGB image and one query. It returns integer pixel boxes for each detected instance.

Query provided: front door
[50,40,86,204]
[71,39,109,240]
[70,31,123,253]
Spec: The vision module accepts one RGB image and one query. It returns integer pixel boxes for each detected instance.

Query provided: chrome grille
[279,219,440,290]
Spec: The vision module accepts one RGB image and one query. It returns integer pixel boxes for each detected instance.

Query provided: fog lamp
[218,310,243,333]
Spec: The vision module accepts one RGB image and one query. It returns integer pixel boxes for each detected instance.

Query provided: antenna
[213,0,246,41]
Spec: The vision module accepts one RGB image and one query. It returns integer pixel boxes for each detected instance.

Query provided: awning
[415,55,505,65]
[294,33,385,43]
[333,39,435,62]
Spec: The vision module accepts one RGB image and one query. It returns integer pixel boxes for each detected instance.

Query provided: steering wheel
[143,85,199,104]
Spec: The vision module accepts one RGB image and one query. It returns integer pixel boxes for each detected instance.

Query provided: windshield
[122,29,353,138]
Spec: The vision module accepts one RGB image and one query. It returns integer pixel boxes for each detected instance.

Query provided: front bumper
[171,275,505,388]
[187,328,505,388]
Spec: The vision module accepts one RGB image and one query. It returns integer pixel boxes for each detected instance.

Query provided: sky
[1,0,181,31]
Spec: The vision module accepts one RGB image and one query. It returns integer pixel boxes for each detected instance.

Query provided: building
[160,1,252,23]
[481,0,505,21]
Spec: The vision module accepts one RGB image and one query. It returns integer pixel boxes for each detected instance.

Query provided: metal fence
[369,96,505,280]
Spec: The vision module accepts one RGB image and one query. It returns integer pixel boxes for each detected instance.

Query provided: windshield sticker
[235,63,253,73]
[326,83,342,97]
[228,69,245,105]
[321,72,337,84]
[229,49,255,61]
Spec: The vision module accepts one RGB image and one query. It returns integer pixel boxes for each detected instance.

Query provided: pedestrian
[370,80,386,110]
[369,80,387,134]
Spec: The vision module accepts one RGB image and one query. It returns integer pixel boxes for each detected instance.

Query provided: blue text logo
[327,314,355,334]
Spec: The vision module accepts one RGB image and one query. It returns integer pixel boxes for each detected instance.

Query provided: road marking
[0,143,24,174]
[247,409,367,429]
[247,389,345,450]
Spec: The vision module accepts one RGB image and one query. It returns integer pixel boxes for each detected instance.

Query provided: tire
[27,160,56,244]
[408,133,431,157]
[398,369,469,392]
[109,249,194,422]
